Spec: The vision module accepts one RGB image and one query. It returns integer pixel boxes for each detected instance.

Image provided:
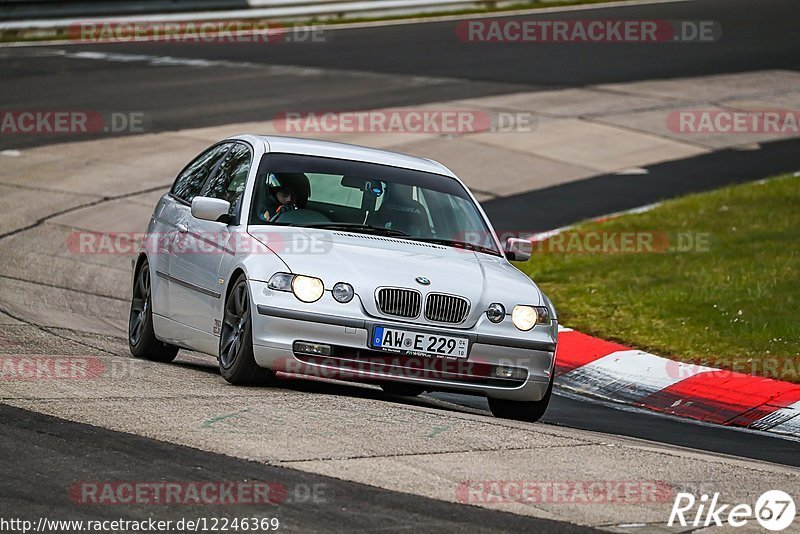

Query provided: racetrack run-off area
[1,0,800,531]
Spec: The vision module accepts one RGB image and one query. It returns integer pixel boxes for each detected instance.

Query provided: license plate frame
[370,325,469,359]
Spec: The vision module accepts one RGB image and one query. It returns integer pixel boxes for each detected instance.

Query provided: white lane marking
[731,143,761,151]
[58,49,264,69]
[559,349,715,403]
[615,203,660,216]
[524,202,663,242]
[614,167,650,175]
[0,46,266,68]
[526,225,572,243]
[0,150,21,157]
[6,48,459,86]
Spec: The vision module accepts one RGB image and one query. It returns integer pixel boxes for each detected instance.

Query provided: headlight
[291,275,324,303]
[512,305,550,331]
[268,273,325,303]
[486,303,505,323]
[332,282,354,303]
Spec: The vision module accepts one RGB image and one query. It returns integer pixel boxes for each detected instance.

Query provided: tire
[128,260,179,362]
[488,373,553,423]
[218,275,273,386]
[381,383,425,397]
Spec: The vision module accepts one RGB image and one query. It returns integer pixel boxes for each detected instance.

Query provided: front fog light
[294,341,332,356]
[486,303,505,323]
[332,282,354,303]
[512,305,550,331]
[493,366,528,380]
[292,275,324,303]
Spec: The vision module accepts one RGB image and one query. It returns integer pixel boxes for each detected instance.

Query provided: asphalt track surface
[0,404,594,533]
[2,0,800,149]
[2,0,800,530]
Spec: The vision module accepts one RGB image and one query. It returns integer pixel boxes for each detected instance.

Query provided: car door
[168,142,252,347]
[157,142,232,337]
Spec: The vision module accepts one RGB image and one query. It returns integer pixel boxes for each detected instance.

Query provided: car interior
[250,171,437,237]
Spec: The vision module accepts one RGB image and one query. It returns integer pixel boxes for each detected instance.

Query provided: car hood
[248,227,543,326]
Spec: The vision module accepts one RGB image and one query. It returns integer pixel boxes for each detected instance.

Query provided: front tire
[219,275,273,386]
[128,260,178,362]
[488,374,553,423]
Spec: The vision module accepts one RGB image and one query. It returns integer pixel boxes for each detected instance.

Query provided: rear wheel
[381,383,425,397]
[219,275,273,386]
[128,260,178,362]
[488,374,553,423]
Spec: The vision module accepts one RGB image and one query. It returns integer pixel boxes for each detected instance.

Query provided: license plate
[371,326,468,358]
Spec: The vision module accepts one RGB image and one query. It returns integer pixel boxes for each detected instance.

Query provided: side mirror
[191,196,232,223]
[504,237,532,262]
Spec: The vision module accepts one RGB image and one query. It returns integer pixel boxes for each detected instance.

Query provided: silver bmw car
[128,135,557,421]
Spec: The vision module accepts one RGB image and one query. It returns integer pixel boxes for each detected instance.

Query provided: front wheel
[128,260,178,362]
[488,374,553,423]
[219,275,273,386]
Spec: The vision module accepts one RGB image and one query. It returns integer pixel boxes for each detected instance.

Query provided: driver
[258,173,309,222]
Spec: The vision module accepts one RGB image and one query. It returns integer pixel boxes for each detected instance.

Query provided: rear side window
[203,142,252,216]
[171,143,232,202]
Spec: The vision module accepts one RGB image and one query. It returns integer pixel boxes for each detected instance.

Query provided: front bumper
[249,281,556,401]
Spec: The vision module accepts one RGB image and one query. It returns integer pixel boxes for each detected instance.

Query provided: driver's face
[276,189,296,205]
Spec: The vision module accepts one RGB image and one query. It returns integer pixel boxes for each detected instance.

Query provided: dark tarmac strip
[430,391,800,468]
[44,0,800,89]
[0,404,594,533]
[482,136,800,232]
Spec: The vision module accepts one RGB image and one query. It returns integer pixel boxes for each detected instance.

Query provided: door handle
[176,223,188,234]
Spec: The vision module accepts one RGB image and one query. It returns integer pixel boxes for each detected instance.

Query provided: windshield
[249,153,500,256]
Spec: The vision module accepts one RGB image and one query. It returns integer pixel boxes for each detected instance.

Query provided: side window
[170,143,232,203]
[202,142,252,216]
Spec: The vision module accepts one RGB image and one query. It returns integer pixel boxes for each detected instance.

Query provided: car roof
[229,134,457,178]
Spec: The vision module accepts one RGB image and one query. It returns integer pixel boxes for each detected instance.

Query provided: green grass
[517,174,800,383]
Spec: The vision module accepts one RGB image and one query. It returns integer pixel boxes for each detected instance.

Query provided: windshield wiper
[410,237,500,256]
[303,222,410,237]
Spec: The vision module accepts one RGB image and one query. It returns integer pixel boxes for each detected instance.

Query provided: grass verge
[518,174,800,383]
